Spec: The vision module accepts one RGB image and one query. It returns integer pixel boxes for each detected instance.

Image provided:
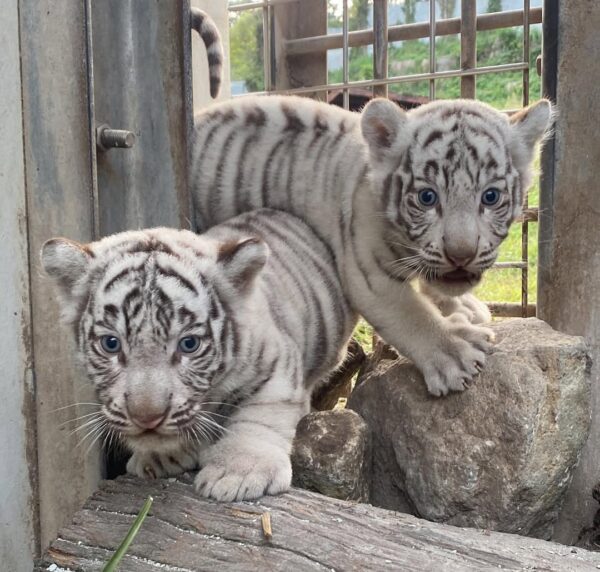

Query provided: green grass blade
[102,495,153,572]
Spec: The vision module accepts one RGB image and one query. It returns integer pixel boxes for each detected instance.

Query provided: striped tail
[191,7,223,99]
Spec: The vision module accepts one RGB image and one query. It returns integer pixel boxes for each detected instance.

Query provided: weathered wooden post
[537,0,600,543]
[273,0,327,97]
[19,0,102,555]
[0,2,38,570]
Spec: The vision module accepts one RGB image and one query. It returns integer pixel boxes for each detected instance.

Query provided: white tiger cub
[191,96,552,396]
[41,209,355,501]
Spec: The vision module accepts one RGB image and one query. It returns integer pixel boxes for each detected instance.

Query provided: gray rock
[291,409,371,501]
[348,318,591,539]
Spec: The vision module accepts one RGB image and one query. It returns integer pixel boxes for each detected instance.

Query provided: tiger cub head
[41,228,267,454]
[361,98,552,295]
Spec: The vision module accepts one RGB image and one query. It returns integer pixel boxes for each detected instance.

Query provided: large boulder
[291,409,371,501]
[348,318,591,539]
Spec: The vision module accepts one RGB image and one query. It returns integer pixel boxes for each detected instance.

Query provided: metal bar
[342,0,349,109]
[229,0,298,12]
[493,261,528,269]
[537,0,558,319]
[520,0,531,318]
[461,0,477,98]
[429,0,436,100]
[373,0,388,98]
[489,303,537,318]
[262,2,272,91]
[285,8,542,56]
[84,0,99,239]
[243,61,529,97]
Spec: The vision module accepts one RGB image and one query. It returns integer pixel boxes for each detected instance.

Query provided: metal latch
[96,124,136,151]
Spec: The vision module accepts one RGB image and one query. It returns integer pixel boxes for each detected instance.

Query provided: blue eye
[418,188,438,207]
[100,335,121,354]
[178,335,201,354]
[482,188,501,206]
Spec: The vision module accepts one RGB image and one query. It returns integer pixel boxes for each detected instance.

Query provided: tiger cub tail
[191,7,223,99]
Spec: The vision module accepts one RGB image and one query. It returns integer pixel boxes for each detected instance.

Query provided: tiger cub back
[41,208,355,501]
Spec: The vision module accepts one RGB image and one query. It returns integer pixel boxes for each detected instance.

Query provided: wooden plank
[38,475,600,571]
[460,0,477,98]
[273,0,327,98]
[373,0,388,98]
[19,0,102,550]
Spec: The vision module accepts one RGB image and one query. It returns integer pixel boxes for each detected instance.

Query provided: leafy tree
[229,11,263,92]
[436,0,456,19]
[403,0,419,24]
[328,0,342,28]
[350,0,370,30]
[487,0,503,12]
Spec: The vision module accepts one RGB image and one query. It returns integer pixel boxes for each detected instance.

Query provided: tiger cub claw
[421,319,494,397]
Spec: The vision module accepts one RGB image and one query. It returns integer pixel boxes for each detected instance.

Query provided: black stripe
[422,129,444,148]
[156,264,198,295]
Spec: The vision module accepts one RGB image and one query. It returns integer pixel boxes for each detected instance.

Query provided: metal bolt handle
[96,124,136,151]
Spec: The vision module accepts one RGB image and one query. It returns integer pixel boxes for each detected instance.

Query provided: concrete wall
[0,2,38,569]
[192,0,231,111]
[538,0,600,544]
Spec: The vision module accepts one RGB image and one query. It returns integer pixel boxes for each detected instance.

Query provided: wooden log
[37,475,600,571]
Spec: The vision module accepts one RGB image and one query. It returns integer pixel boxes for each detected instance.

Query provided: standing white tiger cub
[192,95,552,396]
[41,209,355,501]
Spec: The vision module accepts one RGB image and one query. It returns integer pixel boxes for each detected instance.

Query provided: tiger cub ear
[361,98,408,158]
[509,99,553,158]
[41,237,92,297]
[217,236,268,290]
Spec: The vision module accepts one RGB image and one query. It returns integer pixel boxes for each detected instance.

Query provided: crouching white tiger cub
[41,209,355,501]
[192,95,552,396]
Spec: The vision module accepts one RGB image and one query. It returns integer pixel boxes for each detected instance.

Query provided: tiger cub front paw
[421,315,494,397]
[126,449,198,479]
[195,439,292,502]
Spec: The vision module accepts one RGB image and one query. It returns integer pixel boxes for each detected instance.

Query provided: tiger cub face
[361,98,552,295]
[41,228,266,454]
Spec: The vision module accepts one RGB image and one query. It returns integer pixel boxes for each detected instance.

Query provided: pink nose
[129,412,166,430]
[444,250,474,268]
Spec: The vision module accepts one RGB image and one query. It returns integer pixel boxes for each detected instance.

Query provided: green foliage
[487,0,503,13]
[350,0,370,30]
[229,11,263,92]
[328,27,542,108]
[437,0,457,20]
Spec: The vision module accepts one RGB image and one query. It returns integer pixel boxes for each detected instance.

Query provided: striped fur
[191,7,223,99]
[41,209,355,501]
[191,95,552,396]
